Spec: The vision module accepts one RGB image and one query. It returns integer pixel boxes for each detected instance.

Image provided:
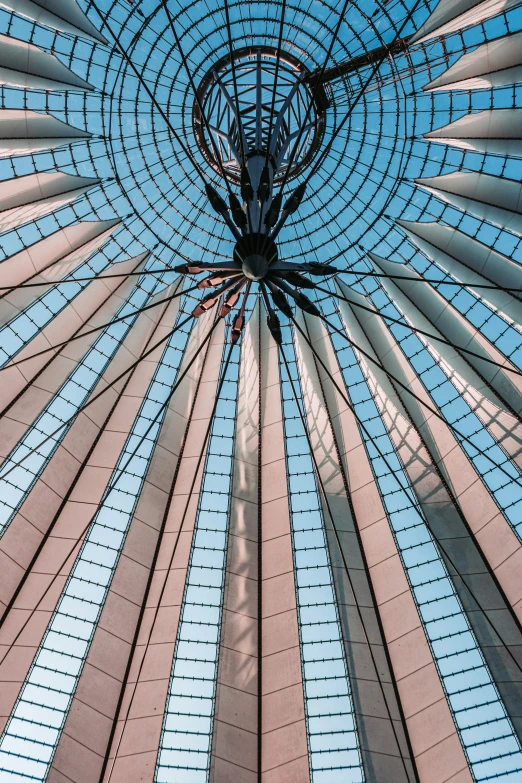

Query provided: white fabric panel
[0,220,120,328]
[424,31,522,91]
[424,109,522,158]
[0,0,107,44]
[0,172,100,234]
[45,298,197,783]
[415,171,522,236]
[368,251,522,416]
[0,220,119,291]
[0,109,90,157]
[211,304,261,781]
[411,0,522,43]
[396,219,522,322]
[0,33,93,91]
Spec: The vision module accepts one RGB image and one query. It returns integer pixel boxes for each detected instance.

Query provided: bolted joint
[241,166,254,202]
[229,193,247,230]
[192,289,220,317]
[266,312,283,345]
[173,263,190,274]
[267,284,293,318]
[205,182,228,216]
[219,284,244,317]
[294,291,320,317]
[271,183,307,239]
[230,312,245,344]
[264,193,282,227]
[282,182,306,217]
[257,166,271,203]
[197,272,240,289]
[307,261,339,276]
[276,271,315,289]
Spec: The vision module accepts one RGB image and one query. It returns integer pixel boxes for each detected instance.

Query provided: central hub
[234,234,279,281]
[193,46,325,185]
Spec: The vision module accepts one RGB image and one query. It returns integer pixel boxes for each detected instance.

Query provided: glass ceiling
[0,0,521,781]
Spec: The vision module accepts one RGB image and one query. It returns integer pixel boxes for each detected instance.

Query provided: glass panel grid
[279,324,364,783]
[156,327,240,783]
[362,272,522,540]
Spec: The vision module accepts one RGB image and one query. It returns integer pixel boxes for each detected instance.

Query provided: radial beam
[307,36,411,91]
[301,0,425,187]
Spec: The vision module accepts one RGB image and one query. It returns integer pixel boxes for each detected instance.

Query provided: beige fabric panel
[295,313,421,783]
[45,295,187,783]
[260,316,309,782]
[0,172,100,234]
[0,259,154,619]
[0,288,183,740]
[366,254,522,412]
[211,305,260,782]
[47,311,218,783]
[0,108,91,157]
[0,219,119,327]
[0,253,147,414]
[0,0,107,44]
[423,109,522,158]
[103,316,226,783]
[0,32,93,90]
[0,284,181,733]
[424,31,522,91]
[336,282,522,617]
[411,0,521,43]
[299,312,472,783]
[335,291,522,740]
[211,307,309,782]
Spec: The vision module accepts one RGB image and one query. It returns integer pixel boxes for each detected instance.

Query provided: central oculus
[181,47,333,338]
[193,46,326,188]
[193,46,327,260]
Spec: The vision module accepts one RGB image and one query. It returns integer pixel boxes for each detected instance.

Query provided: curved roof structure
[0,1,521,781]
